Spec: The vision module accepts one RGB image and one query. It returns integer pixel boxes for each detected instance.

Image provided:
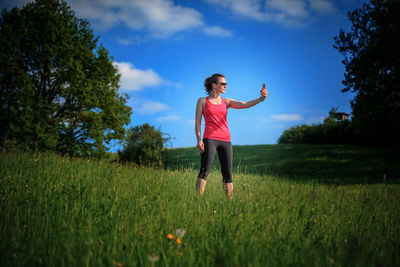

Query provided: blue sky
[6,0,366,149]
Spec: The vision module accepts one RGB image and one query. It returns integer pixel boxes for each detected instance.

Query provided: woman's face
[213,77,227,94]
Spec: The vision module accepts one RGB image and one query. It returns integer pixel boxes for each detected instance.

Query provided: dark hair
[204,73,224,95]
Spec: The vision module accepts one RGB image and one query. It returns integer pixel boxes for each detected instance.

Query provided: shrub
[118,123,170,166]
[278,120,356,144]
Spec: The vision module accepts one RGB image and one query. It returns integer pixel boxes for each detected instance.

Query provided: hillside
[163,144,400,184]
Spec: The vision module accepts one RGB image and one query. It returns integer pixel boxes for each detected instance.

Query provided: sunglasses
[216,82,228,86]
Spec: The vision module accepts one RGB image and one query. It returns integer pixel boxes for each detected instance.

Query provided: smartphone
[262,83,265,89]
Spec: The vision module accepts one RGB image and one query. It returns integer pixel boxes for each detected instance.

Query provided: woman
[195,73,268,197]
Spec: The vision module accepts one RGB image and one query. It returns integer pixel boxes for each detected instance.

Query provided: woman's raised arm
[226,87,268,109]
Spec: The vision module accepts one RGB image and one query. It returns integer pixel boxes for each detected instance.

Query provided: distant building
[329,112,349,121]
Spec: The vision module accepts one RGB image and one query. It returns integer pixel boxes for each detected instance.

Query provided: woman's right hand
[197,140,204,154]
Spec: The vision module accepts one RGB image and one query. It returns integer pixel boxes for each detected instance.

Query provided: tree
[333,0,400,145]
[0,0,132,156]
[118,123,170,167]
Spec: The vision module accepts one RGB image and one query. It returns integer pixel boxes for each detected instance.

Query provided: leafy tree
[0,0,132,156]
[118,123,170,167]
[333,0,400,145]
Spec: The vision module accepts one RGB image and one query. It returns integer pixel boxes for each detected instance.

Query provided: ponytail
[204,73,224,95]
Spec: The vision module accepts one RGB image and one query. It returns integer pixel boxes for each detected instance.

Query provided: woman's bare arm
[226,87,268,109]
[195,98,205,153]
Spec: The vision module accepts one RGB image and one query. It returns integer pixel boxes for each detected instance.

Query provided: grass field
[1,144,400,266]
[163,144,400,184]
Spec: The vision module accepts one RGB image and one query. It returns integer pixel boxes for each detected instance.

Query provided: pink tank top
[203,97,231,142]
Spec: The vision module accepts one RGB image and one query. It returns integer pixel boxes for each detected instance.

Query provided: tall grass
[1,146,400,266]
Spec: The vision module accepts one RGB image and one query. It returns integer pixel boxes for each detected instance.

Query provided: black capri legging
[198,138,232,183]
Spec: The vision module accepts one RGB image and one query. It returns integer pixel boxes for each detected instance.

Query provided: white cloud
[204,26,233,38]
[117,38,134,46]
[306,115,325,124]
[267,0,308,17]
[205,0,336,27]
[157,114,182,122]
[113,61,168,91]
[131,99,170,115]
[66,0,232,39]
[5,0,333,37]
[309,0,336,13]
[271,114,303,122]
[206,0,266,21]
[187,119,195,125]
[68,0,203,37]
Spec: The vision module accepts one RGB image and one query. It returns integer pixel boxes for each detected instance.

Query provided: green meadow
[1,144,400,266]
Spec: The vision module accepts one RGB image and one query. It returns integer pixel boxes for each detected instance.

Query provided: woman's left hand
[260,86,268,101]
